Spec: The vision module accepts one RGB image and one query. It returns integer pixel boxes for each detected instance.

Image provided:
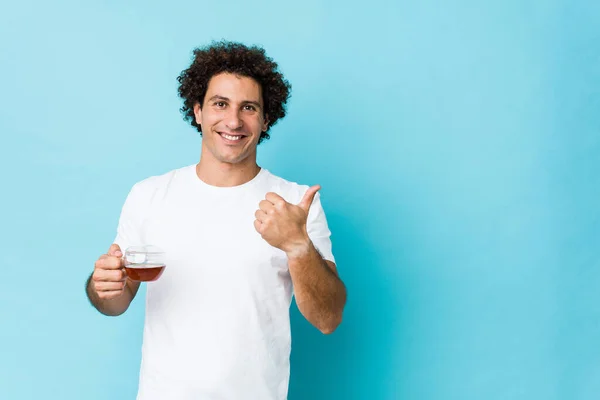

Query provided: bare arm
[254,186,347,334]
[287,240,346,334]
[86,244,141,316]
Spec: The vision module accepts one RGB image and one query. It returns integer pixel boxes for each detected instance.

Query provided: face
[194,72,269,165]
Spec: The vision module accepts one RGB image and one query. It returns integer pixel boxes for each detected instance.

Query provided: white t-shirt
[113,164,336,400]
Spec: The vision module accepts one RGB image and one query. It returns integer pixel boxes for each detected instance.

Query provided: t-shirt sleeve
[306,191,336,264]
[113,183,146,252]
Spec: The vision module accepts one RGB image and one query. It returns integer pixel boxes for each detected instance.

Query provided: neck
[196,146,260,187]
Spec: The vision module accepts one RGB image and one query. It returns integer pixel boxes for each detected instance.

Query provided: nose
[224,109,243,130]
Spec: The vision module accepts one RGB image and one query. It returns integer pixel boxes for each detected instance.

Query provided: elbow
[319,314,343,335]
[319,289,347,335]
[319,326,337,335]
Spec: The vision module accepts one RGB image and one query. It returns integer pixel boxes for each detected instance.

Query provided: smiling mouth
[218,132,246,142]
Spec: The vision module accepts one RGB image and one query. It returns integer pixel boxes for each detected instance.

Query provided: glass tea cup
[123,245,166,282]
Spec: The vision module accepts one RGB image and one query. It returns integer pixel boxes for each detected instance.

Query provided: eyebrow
[207,95,262,109]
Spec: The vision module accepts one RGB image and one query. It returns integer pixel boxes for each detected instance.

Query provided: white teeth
[222,134,242,141]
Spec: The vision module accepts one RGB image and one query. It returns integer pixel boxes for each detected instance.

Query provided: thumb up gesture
[254,185,321,255]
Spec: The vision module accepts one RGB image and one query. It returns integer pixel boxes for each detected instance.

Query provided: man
[85,41,347,400]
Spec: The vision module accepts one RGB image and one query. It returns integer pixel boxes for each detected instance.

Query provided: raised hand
[254,185,321,256]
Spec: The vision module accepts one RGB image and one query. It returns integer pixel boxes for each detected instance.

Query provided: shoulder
[127,164,193,201]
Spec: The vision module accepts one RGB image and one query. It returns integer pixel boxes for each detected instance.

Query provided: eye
[214,101,226,108]
[243,104,256,111]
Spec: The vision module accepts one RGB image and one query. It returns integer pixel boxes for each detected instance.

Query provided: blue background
[1,1,598,399]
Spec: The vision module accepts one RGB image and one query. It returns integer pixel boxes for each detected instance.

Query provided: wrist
[285,236,312,260]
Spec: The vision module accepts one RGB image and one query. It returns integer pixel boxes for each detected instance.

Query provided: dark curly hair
[177,41,292,144]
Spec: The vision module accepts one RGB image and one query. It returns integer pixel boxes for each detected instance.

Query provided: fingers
[91,244,126,300]
[298,185,321,212]
[255,209,268,222]
[95,255,124,270]
[259,200,275,214]
[254,219,263,234]
[93,268,127,282]
[94,281,126,291]
[92,268,126,300]
[95,244,124,272]
[265,192,286,208]
[108,243,122,257]
[96,290,125,300]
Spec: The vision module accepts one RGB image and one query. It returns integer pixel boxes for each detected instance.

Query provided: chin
[217,153,248,164]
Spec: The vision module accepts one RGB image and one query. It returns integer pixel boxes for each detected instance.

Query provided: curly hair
[177,41,292,144]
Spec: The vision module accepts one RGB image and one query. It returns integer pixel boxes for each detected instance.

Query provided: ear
[193,102,203,126]
[262,114,269,132]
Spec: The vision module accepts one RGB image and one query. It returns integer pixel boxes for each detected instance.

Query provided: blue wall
[0,1,598,399]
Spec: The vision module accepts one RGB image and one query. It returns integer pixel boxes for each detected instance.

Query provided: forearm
[287,241,346,334]
[85,274,135,316]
